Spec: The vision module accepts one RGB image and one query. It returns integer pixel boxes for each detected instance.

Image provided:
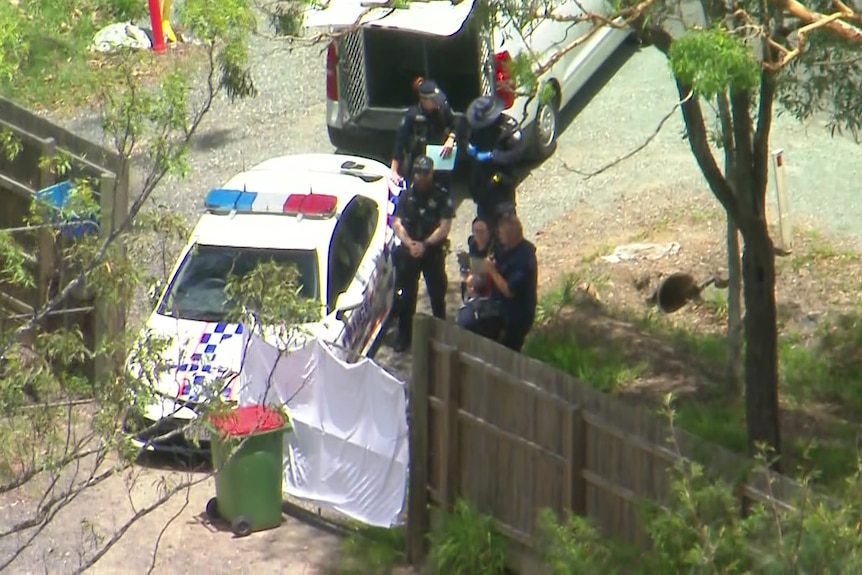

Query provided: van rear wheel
[530,95,559,161]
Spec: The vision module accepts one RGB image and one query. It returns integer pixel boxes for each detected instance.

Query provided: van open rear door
[306,0,493,132]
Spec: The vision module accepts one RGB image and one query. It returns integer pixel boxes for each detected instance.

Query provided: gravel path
[5,27,859,574]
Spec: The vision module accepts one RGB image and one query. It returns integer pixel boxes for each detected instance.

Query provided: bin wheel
[205,497,219,521]
[232,517,252,538]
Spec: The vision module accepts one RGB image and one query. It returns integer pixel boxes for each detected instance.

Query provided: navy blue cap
[413,155,434,172]
[418,79,439,98]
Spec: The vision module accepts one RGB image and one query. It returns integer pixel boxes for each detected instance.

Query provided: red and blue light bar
[204,189,338,217]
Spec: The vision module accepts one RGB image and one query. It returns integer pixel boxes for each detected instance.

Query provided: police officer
[482,214,537,352]
[390,155,455,352]
[390,78,459,187]
[464,95,526,227]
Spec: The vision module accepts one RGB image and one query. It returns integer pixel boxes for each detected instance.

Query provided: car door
[330,197,381,354]
[516,0,595,100]
[327,209,364,350]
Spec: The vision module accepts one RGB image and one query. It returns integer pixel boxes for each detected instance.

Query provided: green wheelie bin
[205,404,289,537]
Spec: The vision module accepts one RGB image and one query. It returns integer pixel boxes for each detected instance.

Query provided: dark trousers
[456,303,529,353]
[394,245,447,339]
[469,170,516,229]
[498,326,528,352]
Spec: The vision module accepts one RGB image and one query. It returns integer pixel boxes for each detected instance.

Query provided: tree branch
[754,56,778,196]
[561,93,690,178]
[71,474,210,574]
[644,26,740,221]
[772,0,862,44]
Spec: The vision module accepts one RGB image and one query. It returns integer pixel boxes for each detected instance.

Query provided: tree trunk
[717,93,743,395]
[726,217,743,393]
[739,217,782,471]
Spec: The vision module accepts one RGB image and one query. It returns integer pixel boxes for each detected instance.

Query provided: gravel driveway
[4,22,859,573]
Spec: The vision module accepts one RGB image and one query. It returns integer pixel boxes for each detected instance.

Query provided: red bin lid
[209,405,285,437]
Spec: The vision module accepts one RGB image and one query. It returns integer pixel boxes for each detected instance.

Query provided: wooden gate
[0,97,130,382]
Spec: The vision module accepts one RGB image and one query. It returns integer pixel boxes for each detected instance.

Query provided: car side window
[326,197,379,310]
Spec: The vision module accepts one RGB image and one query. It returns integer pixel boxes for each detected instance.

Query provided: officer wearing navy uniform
[390,78,459,186]
[390,155,455,352]
[465,95,525,227]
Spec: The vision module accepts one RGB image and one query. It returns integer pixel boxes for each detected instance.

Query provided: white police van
[124,153,402,451]
[307,0,630,160]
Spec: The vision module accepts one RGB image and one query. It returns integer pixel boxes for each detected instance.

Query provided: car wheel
[205,497,220,521]
[530,90,560,161]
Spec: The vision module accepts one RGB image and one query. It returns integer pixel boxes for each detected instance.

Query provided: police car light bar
[204,189,338,218]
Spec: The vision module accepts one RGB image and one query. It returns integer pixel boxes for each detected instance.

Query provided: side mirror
[334,290,364,322]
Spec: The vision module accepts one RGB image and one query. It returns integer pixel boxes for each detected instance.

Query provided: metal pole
[148,0,167,53]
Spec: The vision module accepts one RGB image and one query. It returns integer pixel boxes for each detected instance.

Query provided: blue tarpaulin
[35,181,100,239]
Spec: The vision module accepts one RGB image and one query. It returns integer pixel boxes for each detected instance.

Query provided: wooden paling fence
[0,98,130,381]
[406,315,803,572]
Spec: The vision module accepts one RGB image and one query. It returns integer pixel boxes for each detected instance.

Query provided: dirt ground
[0,451,351,575]
[529,186,862,467]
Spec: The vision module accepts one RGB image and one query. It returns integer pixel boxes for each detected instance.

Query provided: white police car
[124,153,402,451]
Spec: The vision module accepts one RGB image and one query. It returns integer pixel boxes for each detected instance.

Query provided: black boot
[392,314,412,353]
[393,329,411,353]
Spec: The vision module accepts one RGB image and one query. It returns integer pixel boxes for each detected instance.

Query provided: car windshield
[157,245,319,322]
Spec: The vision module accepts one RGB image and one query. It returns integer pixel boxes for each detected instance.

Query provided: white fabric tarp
[237,335,409,528]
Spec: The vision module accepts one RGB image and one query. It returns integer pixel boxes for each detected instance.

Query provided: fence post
[94,172,120,387]
[564,405,588,516]
[439,346,461,510]
[36,138,57,313]
[407,314,432,565]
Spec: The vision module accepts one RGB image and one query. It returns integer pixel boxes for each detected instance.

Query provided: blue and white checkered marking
[174,322,244,400]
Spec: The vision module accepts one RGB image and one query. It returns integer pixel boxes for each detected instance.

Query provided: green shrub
[523,332,645,393]
[427,499,507,575]
[338,526,406,574]
[535,508,633,574]
[536,454,862,574]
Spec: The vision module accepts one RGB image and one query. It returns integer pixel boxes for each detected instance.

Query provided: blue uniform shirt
[490,239,537,330]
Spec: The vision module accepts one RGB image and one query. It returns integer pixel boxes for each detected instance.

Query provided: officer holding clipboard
[390,78,459,187]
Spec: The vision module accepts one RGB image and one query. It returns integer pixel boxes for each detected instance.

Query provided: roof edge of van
[303,0,477,37]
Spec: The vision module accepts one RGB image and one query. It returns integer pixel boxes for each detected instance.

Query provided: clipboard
[424,144,458,172]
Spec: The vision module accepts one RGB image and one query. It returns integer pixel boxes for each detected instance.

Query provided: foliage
[523,332,645,393]
[668,27,760,99]
[535,407,862,574]
[0,0,28,85]
[225,260,322,335]
[0,0,164,110]
[178,0,258,100]
[427,499,508,575]
[0,0,266,570]
[336,525,407,574]
[535,508,629,574]
[524,273,862,487]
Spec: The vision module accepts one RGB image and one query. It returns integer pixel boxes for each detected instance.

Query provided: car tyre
[530,91,560,161]
[231,516,252,538]
[205,497,220,521]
